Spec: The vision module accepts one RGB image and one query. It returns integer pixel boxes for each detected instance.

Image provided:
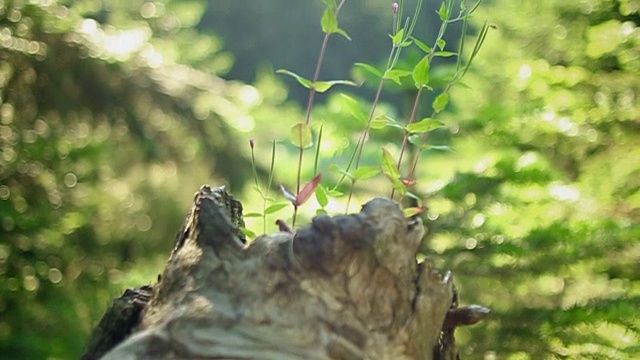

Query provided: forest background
[0,0,638,359]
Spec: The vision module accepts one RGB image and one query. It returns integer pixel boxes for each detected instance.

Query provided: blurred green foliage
[1,0,638,359]
[424,0,640,358]
[0,0,276,358]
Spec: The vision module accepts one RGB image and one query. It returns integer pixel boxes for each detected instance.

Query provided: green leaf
[321,7,338,34]
[354,62,382,78]
[383,69,412,85]
[265,203,288,215]
[239,227,256,239]
[412,37,432,54]
[329,164,354,180]
[381,148,401,181]
[412,55,430,89]
[335,28,351,41]
[433,92,450,113]
[408,134,422,145]
[438,2,448,20]
[290,123,313,149]
[313,79,357,93]
[326,188,344,197]
[339,93,367,124]
[406,118,434,134]
[392,28,405,46]
[399,39,413,48]
[374,115,405,131]
[381,148,407,195]
[353,166,381,181]
[370,118,388,130]
[424,144,454,152]
[276,69,313,89]
[403,206,426,218]
[315,184,329,207]
[434,51,458,57]
[437,38,446,50]
[243,212,263,218]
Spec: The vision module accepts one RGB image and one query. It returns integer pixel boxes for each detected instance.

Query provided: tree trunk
[83,185,488,360]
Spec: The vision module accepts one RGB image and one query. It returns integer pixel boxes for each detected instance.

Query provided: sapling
[246,0,489,237]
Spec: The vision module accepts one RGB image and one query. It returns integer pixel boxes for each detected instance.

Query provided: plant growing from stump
[247,0,490,236]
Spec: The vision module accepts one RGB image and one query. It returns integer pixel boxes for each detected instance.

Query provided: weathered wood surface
[85,185,487,360]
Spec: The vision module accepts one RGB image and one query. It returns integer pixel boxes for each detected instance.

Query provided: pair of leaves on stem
[280,160,424,219]
[276,69,356,94]
[279,174,322,208]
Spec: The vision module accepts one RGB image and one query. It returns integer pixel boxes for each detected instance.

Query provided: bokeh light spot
[0,185,9,200]
[48,268,62,284]
[64,172,77,188]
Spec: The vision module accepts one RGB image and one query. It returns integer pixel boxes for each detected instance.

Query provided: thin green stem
[341,0,424,208]
[262,140,276,234]
[390,0,454,198]
[391,86,423,199]
[293,0,347,226]
[407,5,489,181]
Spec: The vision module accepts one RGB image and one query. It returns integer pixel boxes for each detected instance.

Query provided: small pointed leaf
[412,37,432,54]
[408,134,422,145]
[434,51,458,57]
[353,166,380,181]
[239,227,256,239]
[329,164,354,180]
[315,184,329,207]
[383,69,412,85]
[290,123,313,149]
[438,2,448,20]
[406,118,433,134]
[370,118,388,130]
[403,206,426,218]
[265,203,289,215]
[433,92,450,113]
[296,173,322,206]
[391,28,405,46]
[336,28,351,41]
[327,188,344,197]
[423,144,454,152]
[321,7,338,34]
[339,93,367,124]
[412,55,430,89]
[381,148,401,181]
[381,115,406,131]
[313,80,357,93]
[355,62,382,78]
[400,39,414,48]
[276,69,313,89]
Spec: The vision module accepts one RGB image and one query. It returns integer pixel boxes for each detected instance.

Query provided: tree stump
[83,185,488,360]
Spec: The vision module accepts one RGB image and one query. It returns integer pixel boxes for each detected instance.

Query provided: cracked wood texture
[99,185,455,360]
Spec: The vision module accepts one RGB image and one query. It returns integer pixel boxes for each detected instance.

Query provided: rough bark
[84,185,488,360]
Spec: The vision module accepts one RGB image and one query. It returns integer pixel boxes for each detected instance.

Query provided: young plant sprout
[247,0,489,237]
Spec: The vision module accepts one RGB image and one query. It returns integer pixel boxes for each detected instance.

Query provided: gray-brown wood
[97,185,460,360]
